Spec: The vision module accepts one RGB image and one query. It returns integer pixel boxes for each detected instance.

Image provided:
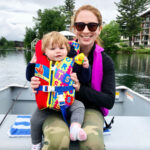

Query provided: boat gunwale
[0,83,29,92]
[116,85,150,102]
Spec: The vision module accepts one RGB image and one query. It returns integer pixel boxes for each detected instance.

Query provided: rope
[0,81,28,127]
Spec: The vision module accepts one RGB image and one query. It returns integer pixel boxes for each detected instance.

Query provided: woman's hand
[70,73,80,92]
[30,53,37,63]
[31,76,40,93]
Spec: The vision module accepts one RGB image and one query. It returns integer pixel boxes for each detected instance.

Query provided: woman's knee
[42,116,70,150]
[79,131,105,150]
[81,143,104,150]
[80,123,104,150]
[79,109,105,150]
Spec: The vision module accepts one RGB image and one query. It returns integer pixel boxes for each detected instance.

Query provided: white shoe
[31,143,41,150]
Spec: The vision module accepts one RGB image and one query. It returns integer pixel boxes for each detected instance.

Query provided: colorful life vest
[91,44,109,116]
[34,40,84,112]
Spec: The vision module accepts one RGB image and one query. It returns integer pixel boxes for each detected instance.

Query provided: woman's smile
[80,34,93,40]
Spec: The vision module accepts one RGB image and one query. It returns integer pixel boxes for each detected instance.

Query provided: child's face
[45,43,68,62]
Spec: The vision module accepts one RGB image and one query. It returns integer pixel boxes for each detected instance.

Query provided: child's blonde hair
[42,31,70,53]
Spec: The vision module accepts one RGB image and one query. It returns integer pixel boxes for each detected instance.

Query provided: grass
[117,42,150,54]
[135,48,150,54]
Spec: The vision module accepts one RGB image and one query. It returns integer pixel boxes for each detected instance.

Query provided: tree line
[101,0,150,53]
[0,37,15,49]
[24,0,75,49]
[1,0,150,52]
[24,0,150,53]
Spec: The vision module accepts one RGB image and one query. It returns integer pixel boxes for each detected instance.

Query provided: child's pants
[30,100,85,144]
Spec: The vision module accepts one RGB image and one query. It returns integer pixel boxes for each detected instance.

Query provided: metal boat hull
[0,84,150,150]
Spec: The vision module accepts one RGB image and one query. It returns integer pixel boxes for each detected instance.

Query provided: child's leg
[68,100,87,141]
[70,122,87,141]
[30,107,50,145]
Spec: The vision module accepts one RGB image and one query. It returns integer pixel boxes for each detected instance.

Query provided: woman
[30,5,115,150]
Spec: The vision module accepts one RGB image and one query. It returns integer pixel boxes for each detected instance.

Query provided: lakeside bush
[118,46,150,54]
[119,47,134,53]
[117,41,150,54]
[119,42,128,47]
[135,48,150,54]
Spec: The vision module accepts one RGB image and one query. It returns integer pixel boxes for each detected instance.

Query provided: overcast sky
[0,0,121,41]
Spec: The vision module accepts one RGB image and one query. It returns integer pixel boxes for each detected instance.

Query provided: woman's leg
[79,109,105,150]
[42,111,70,150]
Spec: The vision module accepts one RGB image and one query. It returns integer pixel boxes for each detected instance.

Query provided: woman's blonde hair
[42,31,70,53]
[71,5,102,46]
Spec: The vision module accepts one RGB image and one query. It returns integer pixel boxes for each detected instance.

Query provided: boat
[59,31,75,40]
[0,83,150,150]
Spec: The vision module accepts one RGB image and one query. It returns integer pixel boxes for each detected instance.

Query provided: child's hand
[83,56,89,68]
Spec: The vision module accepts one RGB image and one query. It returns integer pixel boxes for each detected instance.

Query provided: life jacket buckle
[58,94,65,106]
[48,86,55,92]
[42,86,55,92]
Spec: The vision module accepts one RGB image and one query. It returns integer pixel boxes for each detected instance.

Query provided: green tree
[0,37,7,47]
[7,41,14,48]
[100,21,121,53]
[115,0,150,47]
[64,0,75,26]
[0,37,14,49]
[33,8,66,39]
[24,27,36,49]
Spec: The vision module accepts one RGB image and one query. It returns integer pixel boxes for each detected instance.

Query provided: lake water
[0,50,33,89]
[110,53,150,98]
[0,50,150,98]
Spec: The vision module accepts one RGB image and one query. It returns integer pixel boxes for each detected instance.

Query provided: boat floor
[0,115,150,150]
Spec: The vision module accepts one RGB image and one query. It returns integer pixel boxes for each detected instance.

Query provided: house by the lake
[133,9,150,47]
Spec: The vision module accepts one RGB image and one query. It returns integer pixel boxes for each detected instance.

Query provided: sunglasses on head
[74,22,100,32]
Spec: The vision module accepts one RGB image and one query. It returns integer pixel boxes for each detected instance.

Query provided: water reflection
[110,53,150,98]
[0,50,150,98]
[0,50,27,89]
[0,50,16,57]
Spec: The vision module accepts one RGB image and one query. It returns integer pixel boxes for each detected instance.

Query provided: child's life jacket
[34,40,85,122]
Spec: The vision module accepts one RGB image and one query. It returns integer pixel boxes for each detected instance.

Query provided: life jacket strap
[36,85,74,93]
[58,94,68,125]
[60,105,68,125]
[37,85,55,92]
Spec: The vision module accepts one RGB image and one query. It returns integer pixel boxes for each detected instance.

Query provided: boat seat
[1,115,150,150]
[104,116,150,150]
